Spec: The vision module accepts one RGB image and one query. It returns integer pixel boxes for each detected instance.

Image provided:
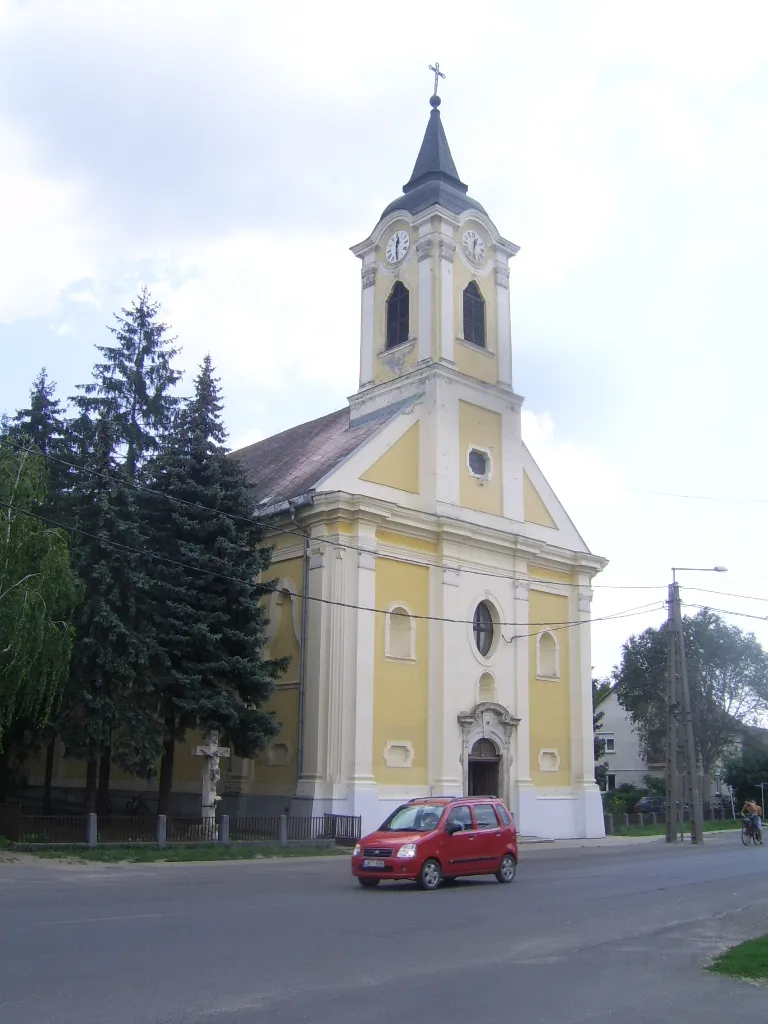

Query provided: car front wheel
[358,877,380,888]
[418,859,442,890]
[496,854,516,883]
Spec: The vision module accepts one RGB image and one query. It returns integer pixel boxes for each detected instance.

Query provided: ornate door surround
[457,702,520,809]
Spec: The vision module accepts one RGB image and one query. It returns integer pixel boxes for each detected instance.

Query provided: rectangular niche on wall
[383,741,415,769]
[537,748,560,773]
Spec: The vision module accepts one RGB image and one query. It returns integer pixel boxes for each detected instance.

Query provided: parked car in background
[351,796,518,890]
[634,796,666,814]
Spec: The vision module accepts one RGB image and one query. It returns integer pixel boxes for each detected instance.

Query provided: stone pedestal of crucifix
[194,731,230,828]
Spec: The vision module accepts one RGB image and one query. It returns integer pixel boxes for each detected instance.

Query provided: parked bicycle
[125,795,153,818]
[741,817,762,845]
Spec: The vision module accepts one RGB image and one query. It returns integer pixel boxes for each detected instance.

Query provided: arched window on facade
[537,630,559,678]
[386,281,410,349]
[473,601,494,657]
[385,604,415,660]
[463,281,486,347]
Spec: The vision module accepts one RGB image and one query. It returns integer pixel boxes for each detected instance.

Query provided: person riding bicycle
[741,799,763,842]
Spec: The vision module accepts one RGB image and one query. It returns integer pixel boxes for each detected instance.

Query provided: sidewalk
[520,827,741,851]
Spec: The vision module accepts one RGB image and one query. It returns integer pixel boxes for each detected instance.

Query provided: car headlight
[396,843,417,859]
[352,843,361,857]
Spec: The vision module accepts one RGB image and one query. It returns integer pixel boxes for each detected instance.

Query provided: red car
[351,796,518,890]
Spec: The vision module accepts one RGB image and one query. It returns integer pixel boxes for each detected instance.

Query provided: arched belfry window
[463,281,486,348]
[386,281,409,349]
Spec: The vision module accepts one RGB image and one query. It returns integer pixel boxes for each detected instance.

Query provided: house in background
[596,689,664,793]
[594,688,768,805]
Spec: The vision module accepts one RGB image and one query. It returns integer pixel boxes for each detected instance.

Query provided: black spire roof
[380,94,487,221]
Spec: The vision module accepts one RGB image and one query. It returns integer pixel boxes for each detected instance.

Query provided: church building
[230,83,608,839]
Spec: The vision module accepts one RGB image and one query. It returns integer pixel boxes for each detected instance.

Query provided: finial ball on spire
[429,94,441,108]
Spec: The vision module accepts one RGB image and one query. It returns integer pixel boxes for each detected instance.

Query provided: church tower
[351,77,519,397]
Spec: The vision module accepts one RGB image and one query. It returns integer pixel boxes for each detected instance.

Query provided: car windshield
[380,804,446,832]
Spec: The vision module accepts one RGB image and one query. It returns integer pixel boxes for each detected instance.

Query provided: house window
[385,604,415,660]
[606,774,616,791]
[604,736,615,754]
[386,281,409,349]
[463,281,485,347]
[473,601,494,657]
[536,630,559,678]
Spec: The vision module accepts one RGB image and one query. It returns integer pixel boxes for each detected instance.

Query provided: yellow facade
[373,556,430,784]
[376,528,438,555]
[458,400,503,516]
[523,472,558,528]
[528,589,571,786]
[360,421,420,493]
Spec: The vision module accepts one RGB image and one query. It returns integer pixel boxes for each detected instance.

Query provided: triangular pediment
[523,471,558,529]
[359,421,419,494]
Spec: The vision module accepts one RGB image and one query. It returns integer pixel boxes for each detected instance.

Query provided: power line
[685,587,768,604]
[0,496,664,636]
[0,436,664,595]
[683,602,768,624]
[630,487,768,504]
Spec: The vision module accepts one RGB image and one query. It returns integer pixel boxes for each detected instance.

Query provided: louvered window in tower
[463,281,486,347]
[386,281,409,349]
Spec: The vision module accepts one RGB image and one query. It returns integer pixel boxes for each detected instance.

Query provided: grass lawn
[611,818,743,838]
[13,843,351,864]
[710,935,768,981]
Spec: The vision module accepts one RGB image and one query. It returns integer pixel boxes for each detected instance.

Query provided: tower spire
[402,62,468,196]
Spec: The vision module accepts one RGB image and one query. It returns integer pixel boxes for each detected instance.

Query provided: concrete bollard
[219,814,230,845]
[278,814,288,847]
[638,813,644,827]
[623,814,630,828]
[87,812,98,847]
[156,814,166,849]
[605,814,614,834]
[650,812,657,825]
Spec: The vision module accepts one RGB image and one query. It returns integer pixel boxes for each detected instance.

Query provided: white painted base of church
[295,781,606,841]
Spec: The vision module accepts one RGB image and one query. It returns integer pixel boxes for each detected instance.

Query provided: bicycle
[741,817,763,846]
[125,795,153,818]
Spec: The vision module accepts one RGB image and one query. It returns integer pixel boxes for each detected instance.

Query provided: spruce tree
[67,289,181,810]
[144,356,283,815]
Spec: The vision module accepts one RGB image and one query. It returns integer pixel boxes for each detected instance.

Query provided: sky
[1,0,768,677]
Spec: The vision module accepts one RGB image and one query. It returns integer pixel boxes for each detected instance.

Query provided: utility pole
[665,566,726,844]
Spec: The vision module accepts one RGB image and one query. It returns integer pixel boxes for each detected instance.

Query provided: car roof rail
[407,795,461,803]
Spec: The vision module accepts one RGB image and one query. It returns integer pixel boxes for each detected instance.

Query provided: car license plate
[363,858,385,869]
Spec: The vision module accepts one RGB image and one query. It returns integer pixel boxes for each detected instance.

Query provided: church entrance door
[468,738,500,797]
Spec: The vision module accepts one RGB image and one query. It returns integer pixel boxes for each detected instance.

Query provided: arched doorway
[468,738,500,797]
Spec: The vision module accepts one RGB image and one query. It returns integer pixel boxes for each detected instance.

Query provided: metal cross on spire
[428,62,445,98]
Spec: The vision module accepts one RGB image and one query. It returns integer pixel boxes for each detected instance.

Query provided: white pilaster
[416,235,433,364]
[574,572,604,837]
[352,523,377,808]
[496,263,512,387]
[439,235,456,364]
[500,404,523,522]
[359,260,376,387]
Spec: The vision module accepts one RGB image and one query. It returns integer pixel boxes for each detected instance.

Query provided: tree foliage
[615,609,768,774]
[723,744,768,808]
[0,440,77,750]
[142,356,284,812]
[592,678,611,789]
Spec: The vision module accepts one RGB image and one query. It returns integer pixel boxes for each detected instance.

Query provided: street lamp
[666,566,727,845]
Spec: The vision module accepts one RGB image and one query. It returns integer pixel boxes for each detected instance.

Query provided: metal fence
[0,803,361,848]
[604,805,735,832]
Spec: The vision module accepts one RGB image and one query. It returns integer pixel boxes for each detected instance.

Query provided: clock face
[385,230,410,264]
[462,229,485,264]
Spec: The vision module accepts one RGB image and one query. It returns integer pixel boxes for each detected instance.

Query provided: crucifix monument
[194,731,230,822]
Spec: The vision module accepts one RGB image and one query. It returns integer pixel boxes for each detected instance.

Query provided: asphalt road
[2,836,768,1024]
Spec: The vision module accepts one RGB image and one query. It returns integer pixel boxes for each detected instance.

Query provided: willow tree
[0,440,77,752]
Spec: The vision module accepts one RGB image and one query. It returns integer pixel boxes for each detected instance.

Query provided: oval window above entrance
[473,601,494,656]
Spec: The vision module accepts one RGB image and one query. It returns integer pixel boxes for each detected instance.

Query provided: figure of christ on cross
[194,731,230,822]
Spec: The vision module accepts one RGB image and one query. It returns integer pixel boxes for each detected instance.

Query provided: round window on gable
[468,448,490,478]
[473,601,494,657]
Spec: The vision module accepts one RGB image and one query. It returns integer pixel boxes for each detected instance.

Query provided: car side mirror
[445,822,462,836]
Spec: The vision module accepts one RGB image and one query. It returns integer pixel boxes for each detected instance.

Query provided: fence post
[156,814,167,849]
[623,813,629,828]
[638,813,644,827]
[87,813,98,847]
[219,814,230,845]
[650,812,656,825]
[605,813,613,834]
[278,814,288,847]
